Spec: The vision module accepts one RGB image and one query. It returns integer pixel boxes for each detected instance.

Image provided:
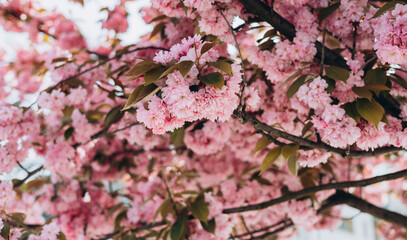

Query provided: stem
[320,23,327,76]
[216,4,248,114]
[319,190,407,228]
[222,168,407,214]
[49,46,167,91]
[13,166,44,188]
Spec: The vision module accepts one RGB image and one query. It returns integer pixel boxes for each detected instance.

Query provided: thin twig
[229,219,290,239]
[222,168,407,214]
[352,22,358,60]
[49,46,167,91]
[78,122,139,146]
[247,220,294,240]
[13,166,44,188]
[216,4,248,114]
[320,23,327,76]
[17,161,29,173]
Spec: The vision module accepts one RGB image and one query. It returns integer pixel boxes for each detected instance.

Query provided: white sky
[0,0,152,61]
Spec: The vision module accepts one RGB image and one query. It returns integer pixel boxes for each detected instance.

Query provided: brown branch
[318,190,407,228]
[320,23,327,76]
[49,46,168,91]
[222,168,407,214]
[230,218,291,239]
[235,111,403,158]
[76,122,139,147]
[216,4,247,113]
[96,220,168,240]
[239,0,349,69]
[13,166,43,188]
[247,220,294,240]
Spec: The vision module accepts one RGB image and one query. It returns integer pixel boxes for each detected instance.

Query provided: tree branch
[235,111,403,158]
[13,166,44,188]
[49,46,168,91]
[222,168,407,214]
[246,220,294,240]
[318,190,407,228]
[216,4,247,113]
[229,218,291,239]
[239,0,349,69]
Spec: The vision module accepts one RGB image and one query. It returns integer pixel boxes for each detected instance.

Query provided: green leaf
[365,84,391,96]
[62,105,74,119]
[10,212,26,226]
[170,127,185,148]
[85,110,104,122]
[281,144,299,160]
[199,72,225,89]
[64,127,74,140]
[150,22,166,39]
[318,2,340,22]
[0,223,10,239]
[178,61,195,77]
[144,66,167,85]
[263,29,277,38]
[18,231,30,240]
[325,77,336,93]
[325,65,349,82]
[343,102,361,122]
[57,231,67,240]
[125,60,160,77]
[114,210,127,231]
[253,136,272,153]
[200,218,216,234]
[302,121,313,137]
[364,68,387,85]
[260,147,281,174]
[259,38,275,50]
[208,61,233,76]
[170,211,187,240]
[64,78,85,88]
[390,74,407,90]
[158,199,175,220]
[370,1,406,19]
[190,194,209,223]
[282,68,306,88]
[286,75,307,100]
[356,98,384,127]
[106,203,124,219]
[51,57,69,63]
[287,155,298,176]
[364,85,391,91]
[104,105,124,129]
[148,15,167,24]
[201,42,215,55]
[122,84,160,111]
[352,87,372,100]
[160,64,179,79]
[122,233,137,240]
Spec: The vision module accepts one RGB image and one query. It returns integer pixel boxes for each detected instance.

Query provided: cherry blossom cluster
[373,4,407,65]
[137,35,245,134]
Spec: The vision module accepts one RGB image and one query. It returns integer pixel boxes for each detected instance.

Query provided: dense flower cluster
[374,4,407,65]
[137,35,243,134]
